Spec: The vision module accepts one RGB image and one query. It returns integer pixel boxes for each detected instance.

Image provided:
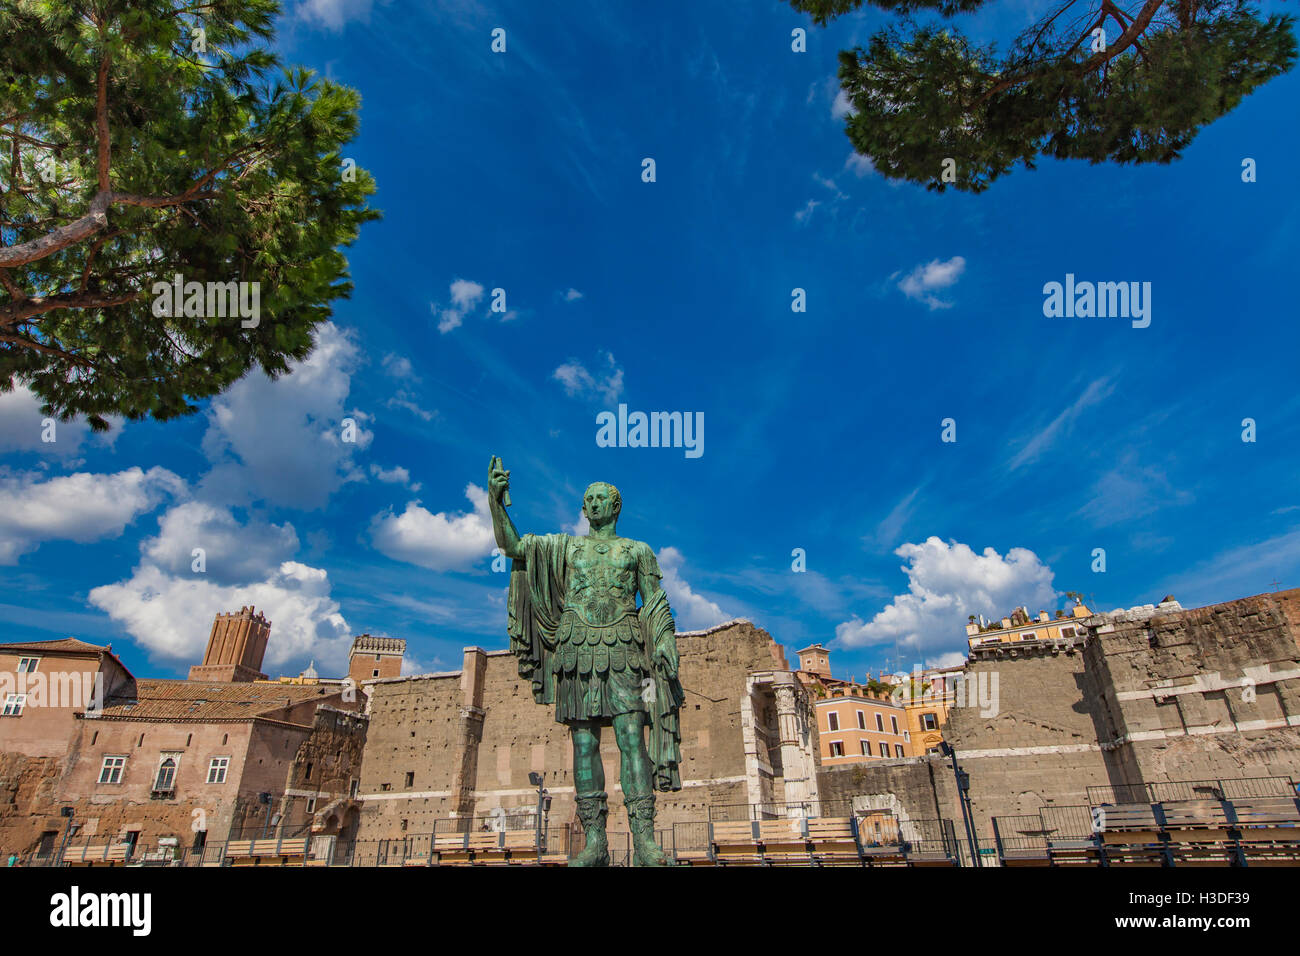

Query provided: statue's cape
[507,533,685,792]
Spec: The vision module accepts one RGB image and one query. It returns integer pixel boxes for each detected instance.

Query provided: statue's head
[582,481,621,527]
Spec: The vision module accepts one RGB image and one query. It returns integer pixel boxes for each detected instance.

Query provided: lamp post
[940,742,982,867]
[528,772,550,854]
[258,791,273,839]
[56,806,74,867]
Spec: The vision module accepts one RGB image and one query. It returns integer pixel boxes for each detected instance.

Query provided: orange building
[794,644,912,765]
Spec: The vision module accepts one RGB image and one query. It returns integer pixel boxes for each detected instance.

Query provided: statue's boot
[628,794,674,866]
[568,790,610,867]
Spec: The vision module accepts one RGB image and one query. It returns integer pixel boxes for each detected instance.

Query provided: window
[153,757,177,793]
[921,713,938,731]
[192,830,207,852]
[890,715,899,735]
[305,761,314,780]
[17,657,39,673]
[875,713,884,732]
[895,744,905,758]
[927,746,941,756]
[305,797,316,814]
[380,782,392,792]
[372,669,379,678]
[375,653,382,662]
[404,771,414,788]
[879,742,889,758]
[827,712,839,732]
[829,741,844,757]
[1021,631,1036,641]
[2,694,26,716]
[860,740,870,756]
[350,779,359,799]
[856,711,865,730]
[1060,626,1076,639]
[98,756,126,784]
[206,757,229,784]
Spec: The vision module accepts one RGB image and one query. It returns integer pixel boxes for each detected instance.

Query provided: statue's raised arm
[488,455,523,560]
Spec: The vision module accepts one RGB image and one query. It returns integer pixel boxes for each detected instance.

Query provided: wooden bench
[226,837,308,865]
[710,821,764,866]
[757,818,811,865]
[468,831,509,865]
[1094,804,1168,866]
[1161,801,1237,866]
[904,841,958,867]
[1230,797,1300,865]
[1048,837,1103,866]
[807,817,861,866]
[433,832,472,865]
[62,844,130,866]
[502,830,541,864]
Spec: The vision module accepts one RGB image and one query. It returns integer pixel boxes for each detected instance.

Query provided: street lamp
[56,806,75,866]
[940,742,981,867]
[258,792,273,839]
[528,772,550,854]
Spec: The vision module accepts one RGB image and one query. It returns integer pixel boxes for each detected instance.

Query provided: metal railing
[1088,775,1296,806]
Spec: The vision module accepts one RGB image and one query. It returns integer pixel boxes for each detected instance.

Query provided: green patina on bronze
[488,456,684,867]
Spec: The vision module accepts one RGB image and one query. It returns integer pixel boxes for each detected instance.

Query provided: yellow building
[965,600,1092,650]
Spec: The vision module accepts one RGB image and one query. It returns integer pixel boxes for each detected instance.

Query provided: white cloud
[449,278,485,310]
[295,0,379,31]
[1077,454,1193,527]
[844,152,875,178]
[896,256,966,310]
[433,278,487,334]
[563,510,590,536]
[199,322,371,510]
[370,463,421,491]
[658,546,731,631]
[381,353,416,380]
[831,88,855,120]
[369,483,495,571]
[552,352,624,404]
[0,384,119,457]
[794,198,821,224]
[89,560,351,672]
[141,502,299,585]
[563,288,583,302]
[1009,378,1115,470]
[0,467,183,564]
[836,537,1058,662]
[385,391,437,422]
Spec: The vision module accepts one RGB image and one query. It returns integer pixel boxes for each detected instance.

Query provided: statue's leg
[568,720,609,867]
[613,712,673,866]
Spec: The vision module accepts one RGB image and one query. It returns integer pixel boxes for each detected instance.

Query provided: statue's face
[582,482,620,524]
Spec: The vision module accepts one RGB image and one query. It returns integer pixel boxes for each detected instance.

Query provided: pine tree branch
[0,288,139,330]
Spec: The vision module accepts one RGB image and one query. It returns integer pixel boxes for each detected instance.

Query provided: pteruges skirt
[551,609,649,722]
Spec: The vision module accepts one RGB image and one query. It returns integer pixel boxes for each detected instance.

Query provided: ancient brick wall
[353,620,792,841]
[1087,590,1300,787]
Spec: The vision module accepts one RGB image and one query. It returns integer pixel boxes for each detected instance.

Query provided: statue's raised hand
[488,455,511,506]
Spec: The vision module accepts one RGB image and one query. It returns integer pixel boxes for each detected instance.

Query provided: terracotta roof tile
[96,679,337,721]
[0,638,110,654]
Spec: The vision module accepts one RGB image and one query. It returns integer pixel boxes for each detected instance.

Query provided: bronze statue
[488,456,683,866]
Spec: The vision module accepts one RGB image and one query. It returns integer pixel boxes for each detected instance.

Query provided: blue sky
[3,0,1299,684]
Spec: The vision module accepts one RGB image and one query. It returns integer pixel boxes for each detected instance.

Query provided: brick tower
[188,606,271,682]
[348,635,406,682]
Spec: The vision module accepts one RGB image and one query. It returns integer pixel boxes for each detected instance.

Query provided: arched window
[154,757,177,792]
